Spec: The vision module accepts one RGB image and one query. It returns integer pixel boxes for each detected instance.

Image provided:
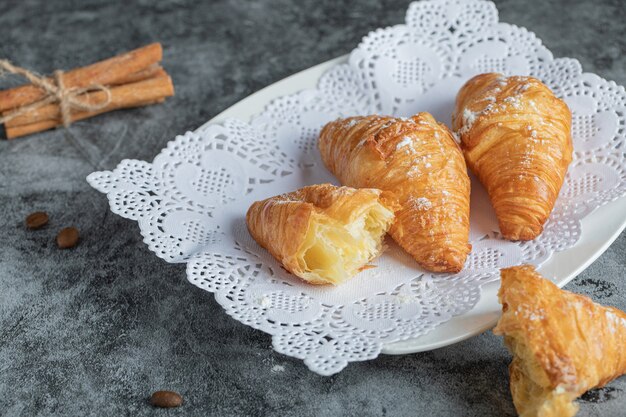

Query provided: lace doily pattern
[87,0,626,375]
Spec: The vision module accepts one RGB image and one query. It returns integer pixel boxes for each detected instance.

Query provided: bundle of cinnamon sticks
[0,43,174,139]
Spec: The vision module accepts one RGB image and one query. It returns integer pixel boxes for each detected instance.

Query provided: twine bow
[0,59,112,127]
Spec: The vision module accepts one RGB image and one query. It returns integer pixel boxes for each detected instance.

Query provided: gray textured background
[1,0,625,416]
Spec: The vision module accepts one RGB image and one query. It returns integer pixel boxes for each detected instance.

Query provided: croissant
[452,73,572,241]
[246,184,396,285]
[494,265,626,417]
[318,113,471,273]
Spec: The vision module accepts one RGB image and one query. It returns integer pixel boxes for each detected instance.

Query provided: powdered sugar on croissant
[453,73,572,241]
[319,113,471,273]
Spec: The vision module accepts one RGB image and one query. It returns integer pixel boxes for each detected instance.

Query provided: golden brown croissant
[452,73,572,241]
[246,184,396,285]
[318,113,471,273]
[494,265,626,417]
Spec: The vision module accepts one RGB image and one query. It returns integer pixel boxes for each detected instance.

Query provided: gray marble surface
[1,0,625,416]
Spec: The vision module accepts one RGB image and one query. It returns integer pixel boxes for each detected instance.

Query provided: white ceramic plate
[89,1,626,375]
[201,55,626,354]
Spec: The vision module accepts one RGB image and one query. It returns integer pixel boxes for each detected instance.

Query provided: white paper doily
[87,0,626,375]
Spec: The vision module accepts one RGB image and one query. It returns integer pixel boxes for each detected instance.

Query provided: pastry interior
[296,201,394,285]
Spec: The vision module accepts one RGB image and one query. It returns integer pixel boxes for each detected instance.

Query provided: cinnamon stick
[0,43,162,112]
[4,74,174,139]
[111,64,165,86]
[5,98,165,139]
[5,68,169,127]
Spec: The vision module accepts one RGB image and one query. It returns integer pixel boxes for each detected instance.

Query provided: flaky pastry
[453,73,572,240]
[494,265,626,417]
[318,113,471,273]
[246,184,396,285]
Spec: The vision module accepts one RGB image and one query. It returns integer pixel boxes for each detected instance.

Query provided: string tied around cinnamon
[0,59,112,128]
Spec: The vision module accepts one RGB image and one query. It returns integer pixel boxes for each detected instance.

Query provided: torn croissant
[494,265,626,417]
[319,113,471,273]
[246,184,396,285]
[453,73,572,241]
